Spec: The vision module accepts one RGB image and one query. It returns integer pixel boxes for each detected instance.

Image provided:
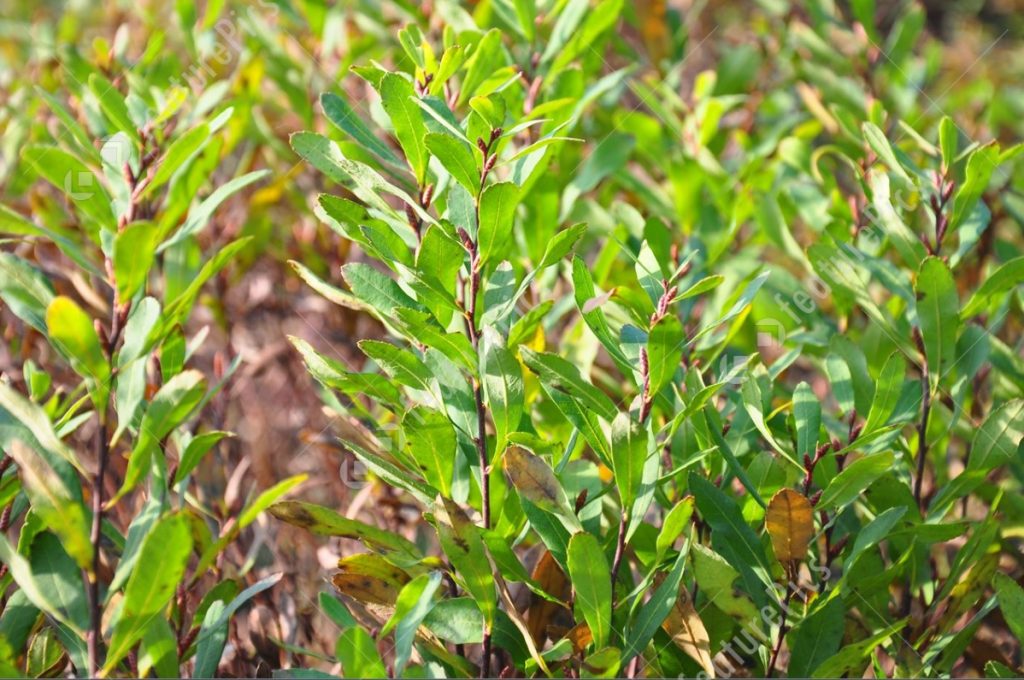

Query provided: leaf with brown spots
[502,447,579,528]
[269,501,419,557]
[332,573,402,606]
[765,488,814,563]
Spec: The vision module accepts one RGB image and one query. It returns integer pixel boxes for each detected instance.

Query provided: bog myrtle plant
[279,2,1024,679]
[0,63,303,675]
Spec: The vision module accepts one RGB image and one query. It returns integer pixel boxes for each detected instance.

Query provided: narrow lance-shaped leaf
[382,571,443,676]
[46,296,110,409]
[915,256,960,384]
[112,369,208,505]
[477,182,520,265]
[793,381,820,461]
[646,315,683,396]
[7,441,92,571]
[380,73,429,184]
[104,513,193,672]
[404,406,456,497]
[611,412,647,511]
[425,132,480,196]
[269,500,419,556]
[688,473,772,608]
[435,498,497,628]
[817,451,895,510]
[483,336,524,455]
[566,532,612,649]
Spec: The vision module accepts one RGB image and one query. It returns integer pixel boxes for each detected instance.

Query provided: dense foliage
[2,0,1024,678]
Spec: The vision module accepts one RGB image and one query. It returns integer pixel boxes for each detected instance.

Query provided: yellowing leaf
[765,488,814,563]
[332,573,402,606]
[661,587,714,678]
[502,447,576,526]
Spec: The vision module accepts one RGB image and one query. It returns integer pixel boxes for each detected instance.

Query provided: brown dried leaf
[526,551,569,646]
[661,587,714,677]
[765,488,814,563]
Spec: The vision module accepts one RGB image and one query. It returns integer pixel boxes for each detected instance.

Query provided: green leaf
[114,221,158,300]
[174,431,233,485]
[88,73,138,138]
[22,146,115,229]
[379,73,429,183]
[863,122,912,185]
[321,92,401,164]
[193,600,227,678]
[567,532,611,649]
[424,598,485,644]
[336,626,386,678]
[108,495,163,595]
[114,369,207,504]
[159,170,269,252]
[538,223,588,270]
[688,473,771,608]
[138,617,178,678]
[459,29,503,105]
[477,182,520,265]
[691,544,758,622]
[342,262,420,317]
[646,316,683,396]
[520,348,617,421]
[863,352,907,434]
[435,498,496,627]
[611,412,647,510]
[938,116,957,170]
[359,340,434,393]
[994,573,1024,646]
[105,513,193,672]
[623,545,687,661]
[951,144,999,230]
[0,384,79,473]
[26,532,89,632]
[143,123,209,196]
[915,256,960,383]
[0,253,55,333]
[961,256,1024,319]
[290,132,429,223]
[0,534,80,633]
[382,571,442,675]
[844,506,907,572]
[425,132,480,195]
[656,498,694,558]
[787,596,845,677]
[404,406,456,497]
[269,501,419,556]
[46,296,110,407]
[817,451,895,510]
[793,381,821,460]
[552,0,622,74]
[967,399,1024,472]
[483,336,524,455]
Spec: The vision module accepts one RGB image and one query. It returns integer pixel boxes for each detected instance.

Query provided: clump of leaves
[282,2,1024,679]
[0,61,300,675]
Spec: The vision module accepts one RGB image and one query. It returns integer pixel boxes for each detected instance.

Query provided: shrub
[2,1,1023,678]
[0,55,302,676]
[279,2,1024,679]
